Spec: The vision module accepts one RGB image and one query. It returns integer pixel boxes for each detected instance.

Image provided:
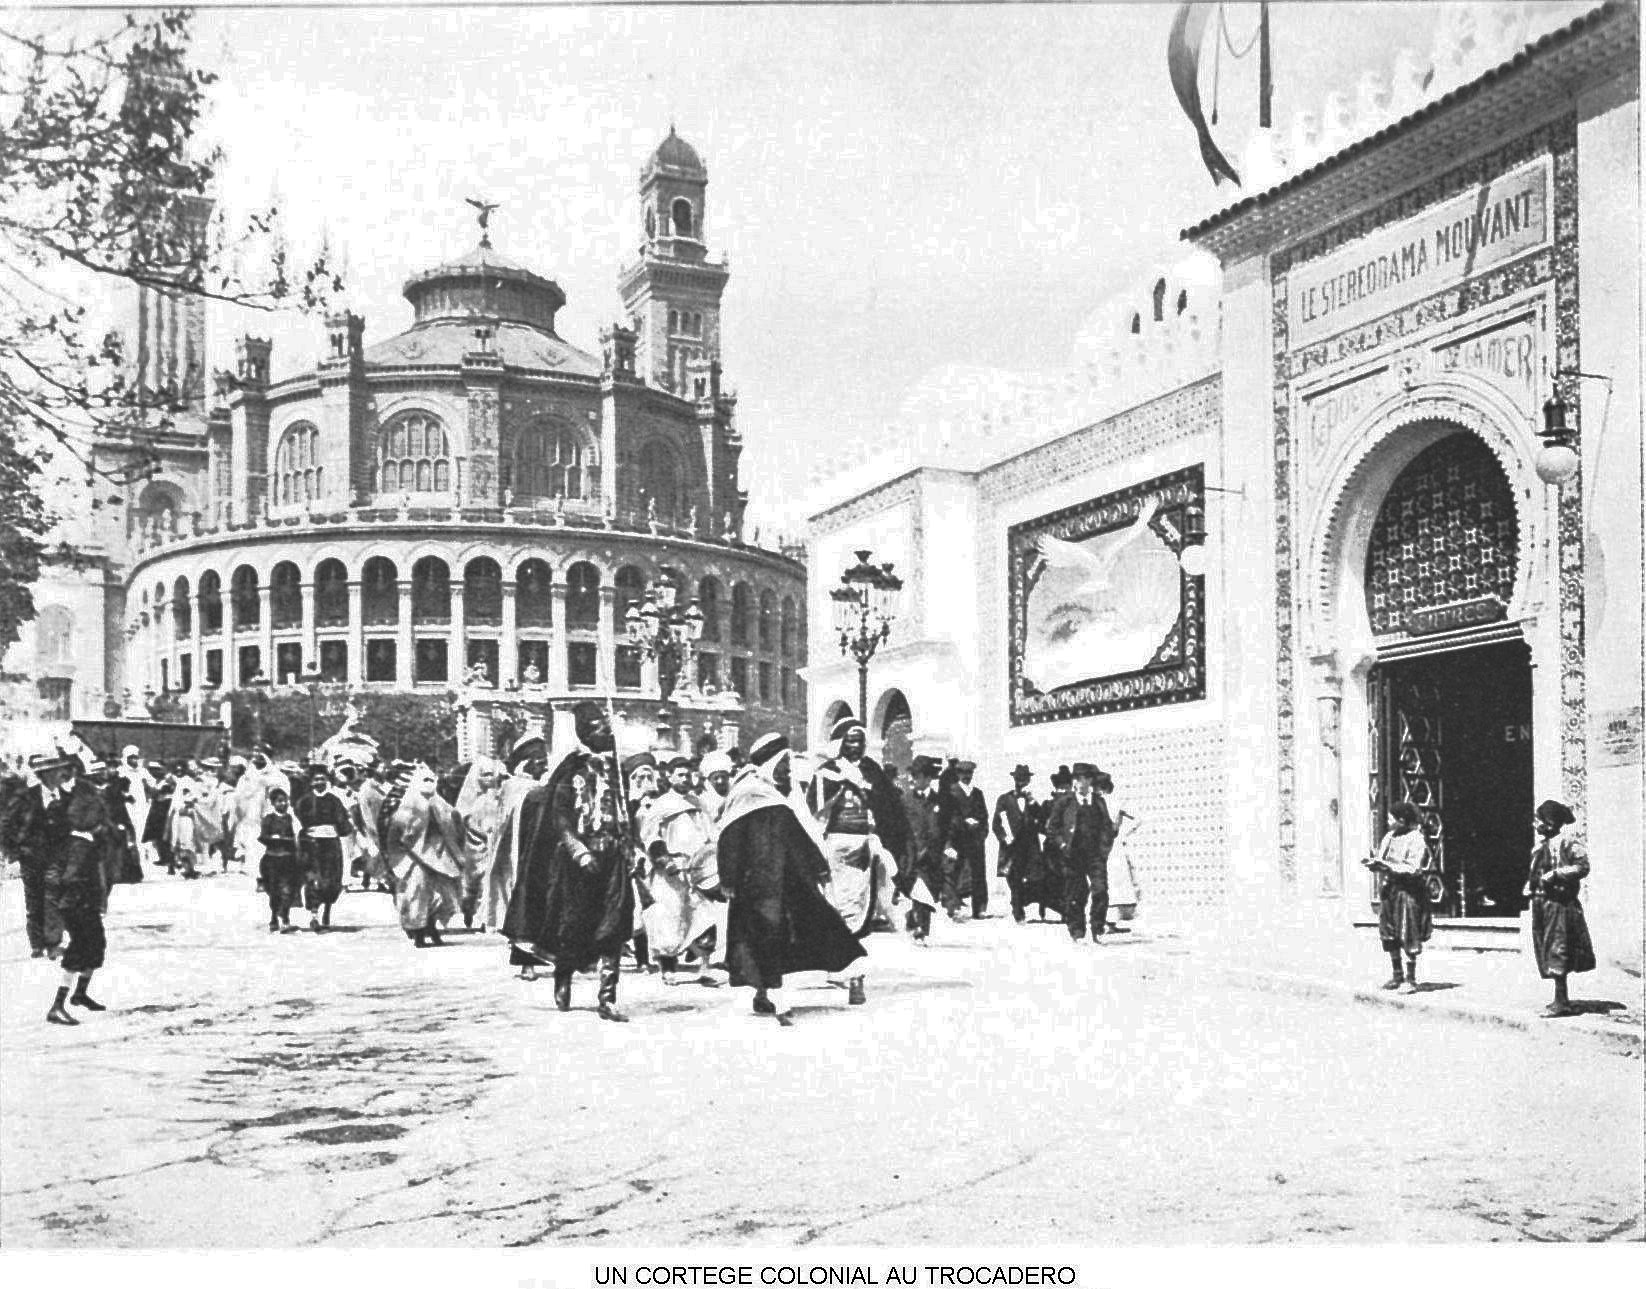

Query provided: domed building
[35,130,808,755]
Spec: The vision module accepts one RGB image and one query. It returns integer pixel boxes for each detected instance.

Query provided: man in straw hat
[716,732,867,1024]
[503,700,635,1020]
[8,751,73,959]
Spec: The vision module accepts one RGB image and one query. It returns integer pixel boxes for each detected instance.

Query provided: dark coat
[896,784,950,904]
[992,789,1044,873]
[1046,792,1115,871]
[502,748,635,970]
[955,785,988,859]
[47,778,112,913]
[716,792,865,989]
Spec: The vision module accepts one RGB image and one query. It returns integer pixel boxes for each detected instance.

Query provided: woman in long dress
[381,766,465,948]
[1363,801,1432,993]
[454,756,504,930]
[1526,798,1595,1018]
[1100,777,1142,930]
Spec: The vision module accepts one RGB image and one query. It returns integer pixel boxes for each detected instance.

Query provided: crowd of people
[0,708,1599,1027]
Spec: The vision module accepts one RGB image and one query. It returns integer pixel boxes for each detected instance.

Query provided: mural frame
[1007,464,1205,726]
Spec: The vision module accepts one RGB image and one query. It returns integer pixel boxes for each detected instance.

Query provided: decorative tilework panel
[1364,435,1519,635]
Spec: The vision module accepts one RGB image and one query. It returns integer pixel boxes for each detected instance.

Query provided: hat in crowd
[957,759,977,773]
[663,754,694,774]
[1095,771,1114,793]
[909,754,941,779]
[700,751,733,778]
[569,699,606,741]
[200,757,222,771]
[830,717,865,742]
[28,751,74,776]
[121,744,141,761]
[1011,764,1032,781]
[1050,765,1072,788]
[748,732,789,766]
[505,734,546,773]
[622,751,659,777]
[1535,799,1576,829]
[388,761,418,784]
[1071,762,1100,780]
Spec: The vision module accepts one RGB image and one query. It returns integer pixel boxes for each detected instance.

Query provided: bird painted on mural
[1029,495,1162,611]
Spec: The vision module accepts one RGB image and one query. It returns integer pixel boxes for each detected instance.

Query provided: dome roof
[649,125,705,176]
[363,320,599,378]
[401,239,568,334]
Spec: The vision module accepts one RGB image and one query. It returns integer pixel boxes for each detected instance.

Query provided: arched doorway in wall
[875,689,912,774]
[821,699,854,746]
[1361,431,1532,919]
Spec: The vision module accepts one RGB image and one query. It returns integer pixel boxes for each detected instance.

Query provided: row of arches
[268,414,698,511]
[143,559,803,656]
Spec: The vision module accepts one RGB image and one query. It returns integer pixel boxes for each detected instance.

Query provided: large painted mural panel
[1008,465,1205,725]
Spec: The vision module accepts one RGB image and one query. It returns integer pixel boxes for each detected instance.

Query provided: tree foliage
[0,8,341,651]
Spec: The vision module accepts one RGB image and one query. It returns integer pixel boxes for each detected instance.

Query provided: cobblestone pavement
[2,872,1641,1246]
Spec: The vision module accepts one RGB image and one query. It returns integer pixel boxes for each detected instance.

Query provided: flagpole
[1259,1,1273,129]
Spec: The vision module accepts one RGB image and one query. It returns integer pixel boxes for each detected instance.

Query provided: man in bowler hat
[1047,762,1116,943]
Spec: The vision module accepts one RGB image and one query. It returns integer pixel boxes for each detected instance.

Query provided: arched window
[614,565,646,632]
[780,596,797,660]
[1130,312,1141,335]
[698,576,721,642]
[270,561,302,629]
[230,566,260,630]
[172,576,191,640]
[510,420,599,501]
[758,589,775,652]
[671,197,694,238]
[1152,278,1167,323]
[362,557,399,626]
[315,559,349,627]
[465,557,503,625]
[636,438,686,524]
[36,605,74,665]
[565,562,600,630]
[377,412,451,496]
[645,208,656,240]
[669,309,679,333]
[730,583,751,646]
[1176,289,1189,316]
[135,480,182,537]
[274,422,322,507]
[517,559,553,628]
[411,556,451,623]
[199,571,222,635]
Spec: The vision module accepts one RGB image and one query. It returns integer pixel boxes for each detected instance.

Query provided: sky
[32,1,1584,531]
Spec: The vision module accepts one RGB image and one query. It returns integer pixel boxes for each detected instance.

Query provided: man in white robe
[639,755,725,987]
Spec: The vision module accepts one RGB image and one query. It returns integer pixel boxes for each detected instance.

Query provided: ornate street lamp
[245,670,271,750]
[1535,388,1579,487]
[624,580,705,702]
[829,549,903,725]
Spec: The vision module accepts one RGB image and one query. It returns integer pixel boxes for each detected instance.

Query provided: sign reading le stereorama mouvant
[1289,157,1550,349]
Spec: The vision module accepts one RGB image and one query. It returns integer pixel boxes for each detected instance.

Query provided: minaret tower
[618,126,730,394]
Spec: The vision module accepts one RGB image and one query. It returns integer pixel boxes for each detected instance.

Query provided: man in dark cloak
[717,732,867,1025]
[993,764,1053,922]
[44,752,116,1026]
[503,701,635,1022]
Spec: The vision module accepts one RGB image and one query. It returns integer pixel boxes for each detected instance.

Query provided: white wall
[1577,70,1643,971]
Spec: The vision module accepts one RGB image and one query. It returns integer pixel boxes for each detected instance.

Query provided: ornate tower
[618,127,730,394]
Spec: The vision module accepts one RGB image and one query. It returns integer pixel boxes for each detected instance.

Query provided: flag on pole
[1167,2,1242,187]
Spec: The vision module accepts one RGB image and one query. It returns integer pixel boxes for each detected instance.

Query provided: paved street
[2,870,1641,1247]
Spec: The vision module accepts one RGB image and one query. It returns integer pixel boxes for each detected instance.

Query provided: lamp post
[245,670,270,751]
[302,661,324,750]
[829,549,903,724]
[1175,485,1246,577]
[624,581,705,702]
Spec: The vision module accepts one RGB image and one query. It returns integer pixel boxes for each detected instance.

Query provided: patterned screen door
[1368,665,1452,914]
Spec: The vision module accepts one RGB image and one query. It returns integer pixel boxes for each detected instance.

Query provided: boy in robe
[639,755,724,988]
